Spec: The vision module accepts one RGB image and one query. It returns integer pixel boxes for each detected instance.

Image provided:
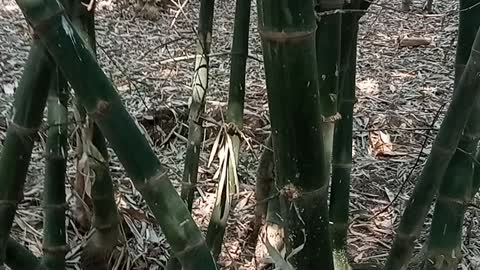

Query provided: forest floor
[1,0,479,269]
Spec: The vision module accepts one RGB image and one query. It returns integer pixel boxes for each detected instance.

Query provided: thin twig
[371,102,446,218]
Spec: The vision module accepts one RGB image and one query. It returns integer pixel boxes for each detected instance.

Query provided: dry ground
[1,0,479,269]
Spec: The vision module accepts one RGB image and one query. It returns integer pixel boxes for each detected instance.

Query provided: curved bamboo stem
[423,1,480,269]
[384,26,480,270]
[14,1,217,269]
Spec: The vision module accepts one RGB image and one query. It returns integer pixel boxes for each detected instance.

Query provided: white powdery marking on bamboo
[61,17,82,62]
[179,219,189,227]
[61,17,75,43]
[10,108,16,121]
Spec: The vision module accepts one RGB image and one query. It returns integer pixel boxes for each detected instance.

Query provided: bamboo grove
[1,0,480,270]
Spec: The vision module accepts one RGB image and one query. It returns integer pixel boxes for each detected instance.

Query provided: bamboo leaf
[264,232,293,270]
[226,134,240,193]
[208,127,223,168]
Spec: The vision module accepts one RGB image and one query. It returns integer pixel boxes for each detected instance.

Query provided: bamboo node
[145,170,169,187]
[42,202,68,210]
[436,195,468,206]
[279,182,329,203]
[8,121,39,137]
[322,112,342,123]
[92,100,111,118]
[259,29,315,43]
[0,200,17,206]
[172,238,208,259]
[42,244,69,254]
[93,222,120,231]
[331,162,352,169]
[280,184,300,201]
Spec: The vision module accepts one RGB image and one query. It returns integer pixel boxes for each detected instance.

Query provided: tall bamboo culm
[167,1,215,268]
[63,1,123,269]
[41,67,69,270]
[384,26,480,270]
[6,237,44,270]
[180,0,215,211]
[315,0,342,174]
[205,0,252,260]
[256,0,334,268]
[0,39,52,270]
[423,1,480,269]
[14,1,217,269]
[329,1,370,270]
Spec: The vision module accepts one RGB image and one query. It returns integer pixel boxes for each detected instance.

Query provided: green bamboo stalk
[329,2,370,270]
[66,0,96,52]
[180,0,215,212]
[67,0,96,232]
[256,0,334,268]
[81,149,121,269]
[63,1,122,268]
[472,150,480,195]
[422,1,480,269]
[422,139,476,270]
[225,0,251,129]
[462,0,480,198]
[453,0,480,85]
[41,68,69,270]
[315,0,342,173]
[205,0,251,260]
[166,1,215,268]
[384,27,480,270]
[0,40,52,269]
[6,237,44,270]
[14,1,217,269]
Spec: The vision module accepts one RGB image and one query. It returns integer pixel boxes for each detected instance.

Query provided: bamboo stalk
[68,0,97,233]
[384,26,480,270]
[462,0,480,197]
[180,0,215,212]
[329,2,370,270]
[167,1,215,268]
[205,0,251,260]
[256,0,334,268]
[0,39,53,269]
[472,150,480,195]
[6,237,44,270]
[41,67,69,270]
[14,1,217,269]
[453,0,480,85]
[63,1,123,269]
[315,0,342,173]
[422,1,480,269]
